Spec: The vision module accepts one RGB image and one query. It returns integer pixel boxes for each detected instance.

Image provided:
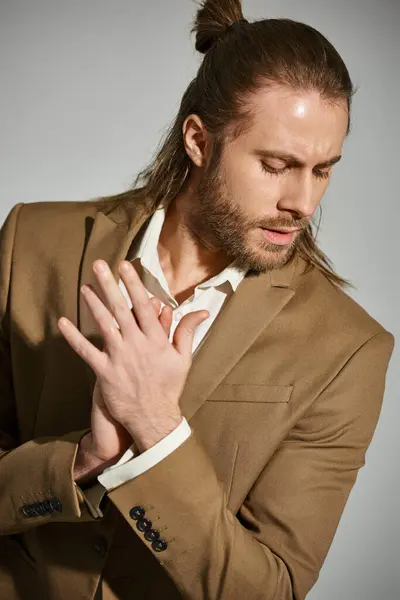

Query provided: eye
[314,169,331,180]
[260,162,286,176]
[261,162,332,181]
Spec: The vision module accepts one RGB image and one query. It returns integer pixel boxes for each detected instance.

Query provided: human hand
[73,295,174,485]
[60,259,208,458]
[87,295,175,462]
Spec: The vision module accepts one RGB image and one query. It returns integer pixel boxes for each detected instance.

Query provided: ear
[182,114,211,168]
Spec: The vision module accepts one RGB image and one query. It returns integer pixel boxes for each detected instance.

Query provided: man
[0,2,395,599]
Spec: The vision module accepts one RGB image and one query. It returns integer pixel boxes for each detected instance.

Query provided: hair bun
[227,18,248,30]
[192,0,246,54]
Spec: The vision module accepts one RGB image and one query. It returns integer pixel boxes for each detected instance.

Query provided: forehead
[236,84,349,161]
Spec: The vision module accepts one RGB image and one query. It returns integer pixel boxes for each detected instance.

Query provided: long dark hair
[98,0,356,289]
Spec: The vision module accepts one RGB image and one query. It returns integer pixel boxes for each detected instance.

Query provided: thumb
[173,310,210,357]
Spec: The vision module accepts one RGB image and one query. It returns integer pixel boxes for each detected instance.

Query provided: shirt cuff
[97,417,191,491]
[75,481,108,519]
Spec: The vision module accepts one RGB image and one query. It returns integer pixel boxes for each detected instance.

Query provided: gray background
[0,1,398,598]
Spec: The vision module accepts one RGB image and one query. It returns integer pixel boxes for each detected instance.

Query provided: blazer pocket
[206,383,294,403]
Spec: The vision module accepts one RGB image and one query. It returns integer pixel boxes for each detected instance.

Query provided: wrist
[131,413,183,454]
[73,432,118,487]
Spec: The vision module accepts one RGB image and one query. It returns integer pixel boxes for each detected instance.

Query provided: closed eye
[260,162,331,180]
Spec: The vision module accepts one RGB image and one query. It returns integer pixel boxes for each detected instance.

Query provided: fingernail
[120,261,131,272]
[95,261,107,273]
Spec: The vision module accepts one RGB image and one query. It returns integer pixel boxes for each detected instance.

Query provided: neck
[157,180,232,297]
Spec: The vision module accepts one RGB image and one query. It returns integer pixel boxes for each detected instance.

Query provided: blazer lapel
[78,203,151,392]
[78,199,301,421]
[179,260,298,420]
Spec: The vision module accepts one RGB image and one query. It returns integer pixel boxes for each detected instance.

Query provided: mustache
[257,221,308,230]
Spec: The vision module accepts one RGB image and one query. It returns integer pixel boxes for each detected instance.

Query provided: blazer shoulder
[295,261,394,345]
[8,196,122,248]
[16,198,99,222]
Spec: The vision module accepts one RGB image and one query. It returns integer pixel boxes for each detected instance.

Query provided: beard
[182,142,305,275]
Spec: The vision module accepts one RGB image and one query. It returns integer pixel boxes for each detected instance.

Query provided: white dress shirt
[97,201,247,494]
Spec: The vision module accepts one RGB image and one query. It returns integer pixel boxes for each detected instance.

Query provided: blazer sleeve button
[144,528,160,542]
[21,505,35,518]
[49,498,63,513]
[137,517,152,532]
[30,502,43,516]
[152,539,168,552]
[34,502,48,515]
[129,506,145,520]
[42,500,53,513]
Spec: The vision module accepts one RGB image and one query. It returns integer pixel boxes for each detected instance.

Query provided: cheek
[223,156,281,205]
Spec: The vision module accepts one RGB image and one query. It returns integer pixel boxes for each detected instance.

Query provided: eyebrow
[255,149,342,169]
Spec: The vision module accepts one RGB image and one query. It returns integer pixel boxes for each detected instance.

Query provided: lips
[266,228,300,233]
[261,228,296,245]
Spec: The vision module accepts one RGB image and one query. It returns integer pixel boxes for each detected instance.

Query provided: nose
[277,171,318,220]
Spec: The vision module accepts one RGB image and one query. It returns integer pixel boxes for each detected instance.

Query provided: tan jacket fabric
[0,198,395,600]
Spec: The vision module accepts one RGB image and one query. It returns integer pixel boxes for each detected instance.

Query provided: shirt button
[174,311,183,322]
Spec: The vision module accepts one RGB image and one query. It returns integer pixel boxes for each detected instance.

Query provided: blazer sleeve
[0,203,100,535]
[98,417,191,490]
[74,418,192,519]
[105,329,395,600]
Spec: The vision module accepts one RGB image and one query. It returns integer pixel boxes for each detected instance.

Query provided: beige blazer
[0,197,395,600]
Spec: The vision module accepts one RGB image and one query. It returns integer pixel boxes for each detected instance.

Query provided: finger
[118,260,165,339]
[57,316,108,375]
[80,284,124,355]
[149,297,172,338]
[92,259,142,343]
[150,296,162,316]
[159,304,173,338]
[173,311,209,357]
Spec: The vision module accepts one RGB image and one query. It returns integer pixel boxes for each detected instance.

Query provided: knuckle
[138,299,152,313]
[79,343,89,359]
[103,321,119,337]
[110,299,127,315]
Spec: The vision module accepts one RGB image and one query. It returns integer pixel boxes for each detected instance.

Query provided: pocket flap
[207,383,294,403]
